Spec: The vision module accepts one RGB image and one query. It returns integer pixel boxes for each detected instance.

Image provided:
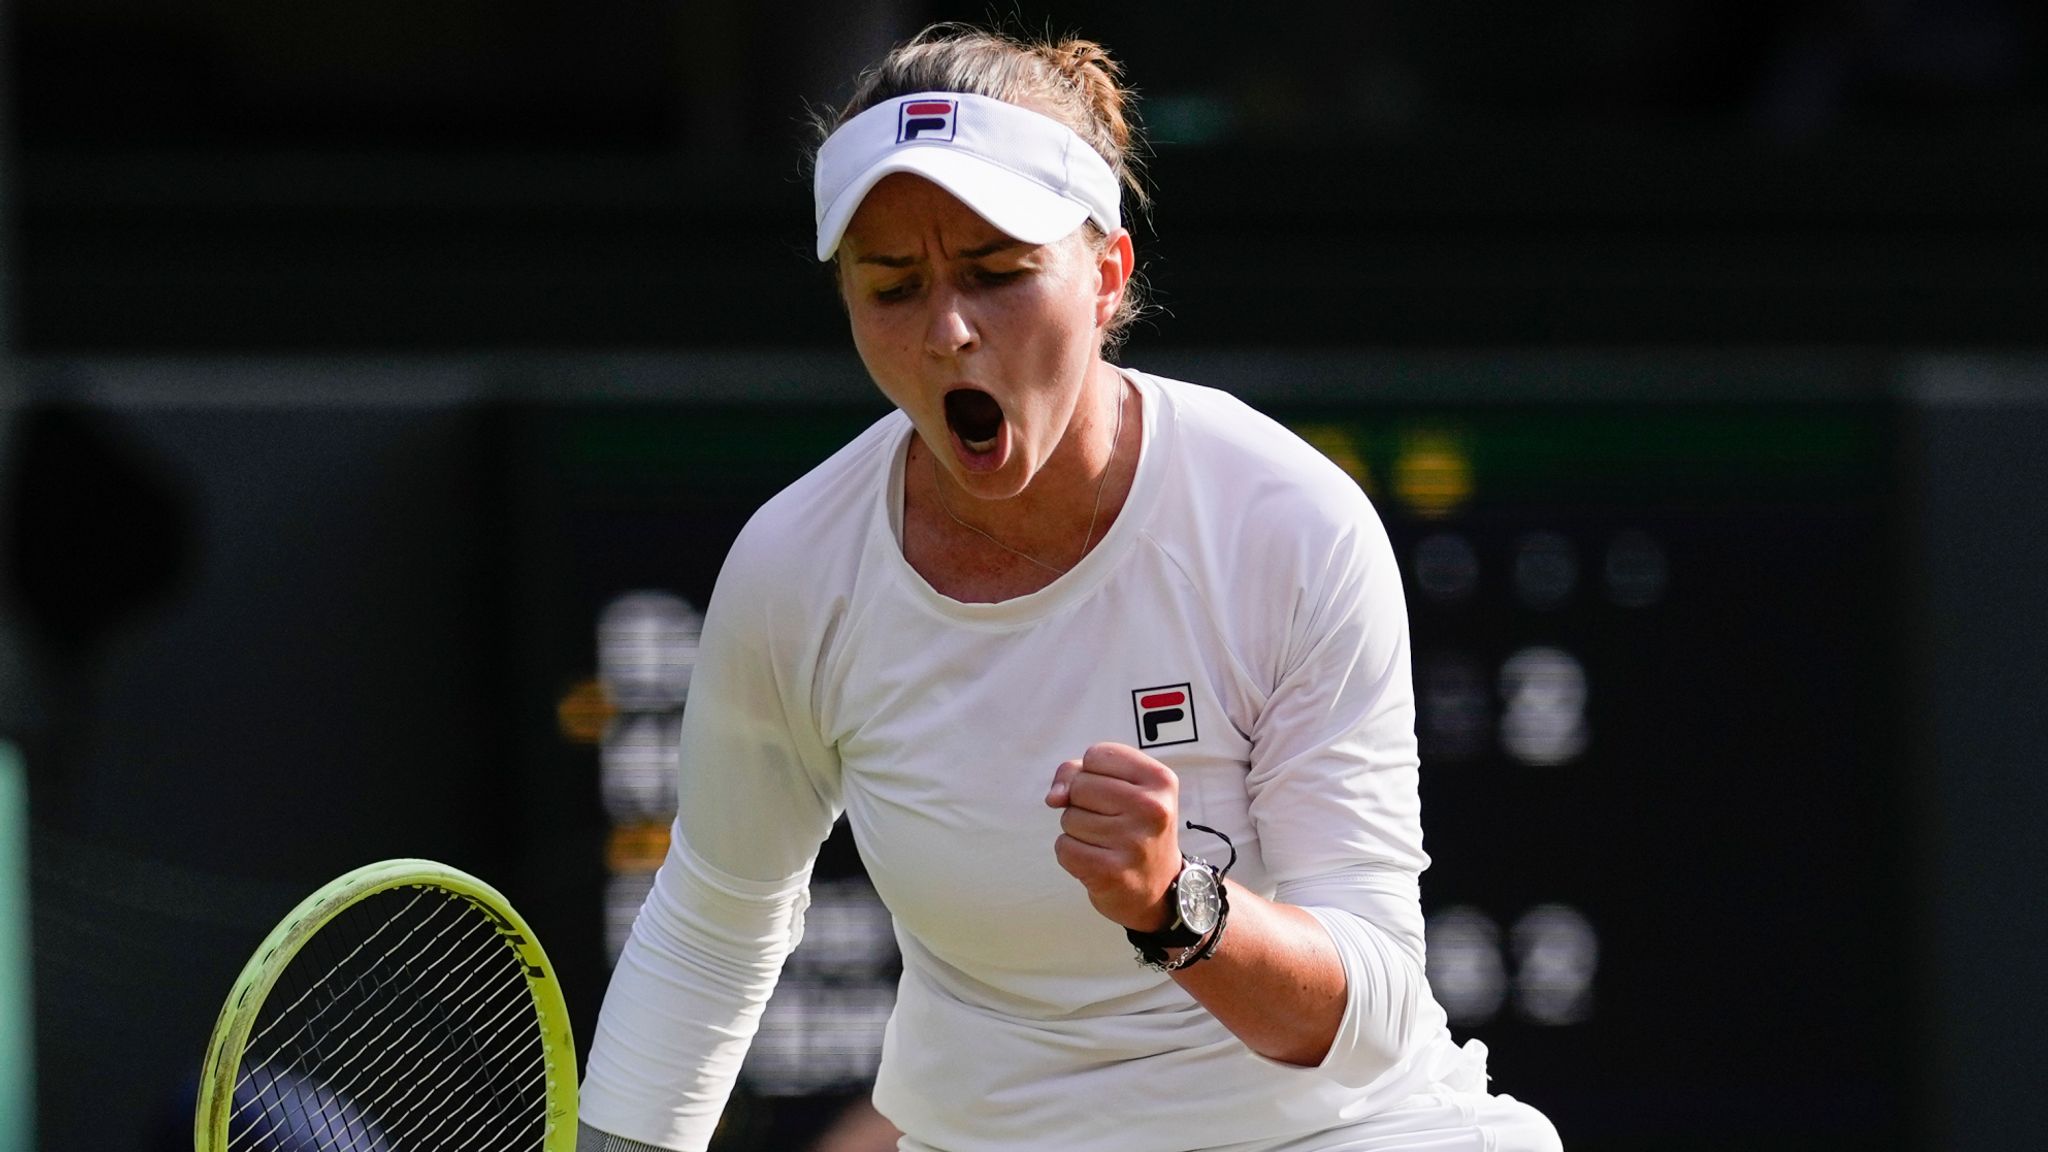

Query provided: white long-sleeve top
[580,371,1466,1152]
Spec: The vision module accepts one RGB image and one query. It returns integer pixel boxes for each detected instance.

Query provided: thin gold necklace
[929,378,1127,577]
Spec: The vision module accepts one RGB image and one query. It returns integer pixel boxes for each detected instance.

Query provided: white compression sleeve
[1278,869,1436,1088]
[578,828,813,1151]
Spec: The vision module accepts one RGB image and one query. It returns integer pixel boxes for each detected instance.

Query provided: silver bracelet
[577,1121,679,1152]
[1159,906,1226,972]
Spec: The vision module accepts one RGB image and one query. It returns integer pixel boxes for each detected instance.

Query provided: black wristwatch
[1127,823,1236,971]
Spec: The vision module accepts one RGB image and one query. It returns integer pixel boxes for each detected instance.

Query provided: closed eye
[871,278,921,302]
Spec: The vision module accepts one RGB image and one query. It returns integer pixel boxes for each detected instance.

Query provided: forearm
[1046,745,1429,1078]
[580,832,812,1150]
[1167,881,1346,1066]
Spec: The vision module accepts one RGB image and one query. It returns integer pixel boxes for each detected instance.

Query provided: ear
[1091,228,1136,331]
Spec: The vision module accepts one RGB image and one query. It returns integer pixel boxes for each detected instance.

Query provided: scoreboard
[509,398,1915,1152]
[1346,407,1912,1149]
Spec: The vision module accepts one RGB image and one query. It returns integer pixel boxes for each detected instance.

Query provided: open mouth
[944,387,1006,457]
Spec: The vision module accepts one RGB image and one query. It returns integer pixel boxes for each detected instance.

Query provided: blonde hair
[814,24,1152,354]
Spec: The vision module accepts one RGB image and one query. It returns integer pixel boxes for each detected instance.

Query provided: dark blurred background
[2,2,2044,1150]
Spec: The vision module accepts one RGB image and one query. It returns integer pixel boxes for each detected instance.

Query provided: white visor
[814,90,1122,261]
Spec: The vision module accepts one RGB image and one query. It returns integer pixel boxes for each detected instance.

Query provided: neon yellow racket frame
[195,858,577,1151]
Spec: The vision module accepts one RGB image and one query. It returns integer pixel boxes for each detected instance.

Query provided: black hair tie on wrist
[1184,820,1236,879]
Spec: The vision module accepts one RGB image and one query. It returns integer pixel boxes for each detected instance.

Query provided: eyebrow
[960,238,1030,259]
[853,238,1030,268]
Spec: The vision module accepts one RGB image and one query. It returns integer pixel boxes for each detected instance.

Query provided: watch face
[1177,862,1221,935]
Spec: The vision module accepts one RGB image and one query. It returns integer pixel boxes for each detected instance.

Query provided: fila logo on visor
[897,98,958,143]
[1132,683,1199,749]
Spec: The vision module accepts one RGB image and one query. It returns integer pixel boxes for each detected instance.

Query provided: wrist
[1126,823,1235,970]
[1130,882,1229,972]
[1130,890,1176,933]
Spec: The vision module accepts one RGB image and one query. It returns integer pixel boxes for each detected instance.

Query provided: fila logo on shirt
[897,98,958,143]
[1132,683,1199,749]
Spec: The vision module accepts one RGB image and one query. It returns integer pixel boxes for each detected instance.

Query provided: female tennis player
[578,25,1561,1152]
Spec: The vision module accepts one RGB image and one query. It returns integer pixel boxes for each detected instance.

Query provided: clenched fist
[1045,742,1184,932]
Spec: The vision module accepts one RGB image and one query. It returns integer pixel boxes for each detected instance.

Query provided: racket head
[195,858,576,1152]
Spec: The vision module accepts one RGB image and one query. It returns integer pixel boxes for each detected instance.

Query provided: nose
[922,287,977,359]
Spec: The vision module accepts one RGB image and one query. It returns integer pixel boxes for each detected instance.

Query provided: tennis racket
[195,858,577,1152]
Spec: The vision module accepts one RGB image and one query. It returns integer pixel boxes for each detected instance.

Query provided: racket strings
[238,894,462,1090]
[261,914,506,1097]
[238,900,544,1151]
[231,898,481,1149]
[376,1058,551,1152]
[241,890,437,1057]
[234,893,547,1151]
[343,970,548,1145]
[245,933,527,1149]
[227,886,551,1152]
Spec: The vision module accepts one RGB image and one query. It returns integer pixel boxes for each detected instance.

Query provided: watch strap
[1127,857,1221,967]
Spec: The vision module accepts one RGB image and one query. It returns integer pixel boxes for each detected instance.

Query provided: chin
[952,462,1034,502]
